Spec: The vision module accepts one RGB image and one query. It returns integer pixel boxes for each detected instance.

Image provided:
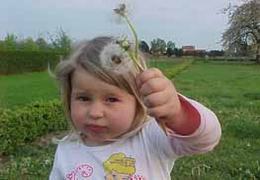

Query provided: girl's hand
[136,68,181,122]
[136,68,200,135]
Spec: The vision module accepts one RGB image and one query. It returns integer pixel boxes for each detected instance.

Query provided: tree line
[0,28,71,55]
[0,32,224,58]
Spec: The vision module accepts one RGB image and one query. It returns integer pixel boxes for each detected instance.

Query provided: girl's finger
[139,77,167,95]
[143,90,170,108]
[137,68,163,85]
[147,102,175,120]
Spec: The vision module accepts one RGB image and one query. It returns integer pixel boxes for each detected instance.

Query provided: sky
[1,0,242,50]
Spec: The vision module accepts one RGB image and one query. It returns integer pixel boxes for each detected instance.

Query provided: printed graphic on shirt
[103,152,145,180]
[65,164,93,180]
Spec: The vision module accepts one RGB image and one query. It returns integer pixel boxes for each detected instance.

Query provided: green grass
[171,61,260,179]
[1,59,260,179]
[0,71,59,109]
[0,144,57,179]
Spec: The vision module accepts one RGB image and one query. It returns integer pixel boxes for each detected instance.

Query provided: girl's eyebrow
[105,93,120,97]
[72,88,125,98]
[71,91,89,96]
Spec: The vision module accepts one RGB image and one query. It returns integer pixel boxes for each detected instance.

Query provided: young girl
[49,36,221,180]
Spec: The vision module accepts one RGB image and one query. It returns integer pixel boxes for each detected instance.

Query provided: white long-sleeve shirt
[49,97,221,180]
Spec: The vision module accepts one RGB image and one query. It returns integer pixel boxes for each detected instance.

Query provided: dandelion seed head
[114,3,127,16]
[112,2,134,25]
[100,42,134,74]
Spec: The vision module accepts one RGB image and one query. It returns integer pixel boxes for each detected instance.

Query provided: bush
[0,100,68,155]
[0,50,63,74]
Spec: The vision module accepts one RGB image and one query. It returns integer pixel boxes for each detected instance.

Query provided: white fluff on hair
[99,43,133,74]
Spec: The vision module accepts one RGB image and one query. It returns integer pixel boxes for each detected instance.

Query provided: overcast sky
[1,0,242,50]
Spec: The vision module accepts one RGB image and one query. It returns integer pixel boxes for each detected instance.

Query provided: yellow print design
[103,152,136,178]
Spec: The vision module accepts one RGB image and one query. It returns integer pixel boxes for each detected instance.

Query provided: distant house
[182,45,206,56]
[182,46,196,53]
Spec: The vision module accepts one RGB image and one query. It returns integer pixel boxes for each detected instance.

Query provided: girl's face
[70,67,137,145]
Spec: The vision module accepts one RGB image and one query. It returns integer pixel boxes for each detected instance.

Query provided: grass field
[0,59,260,179]
[171,62,260,179]
[0,71,59,109]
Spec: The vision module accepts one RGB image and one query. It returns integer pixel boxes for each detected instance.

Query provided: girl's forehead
[71,68,129,95]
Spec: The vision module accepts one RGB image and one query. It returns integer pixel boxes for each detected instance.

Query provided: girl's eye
[77,96,90,101]
[106,97,119,103]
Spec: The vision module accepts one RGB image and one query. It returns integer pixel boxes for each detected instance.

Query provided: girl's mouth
[86,125,107,133]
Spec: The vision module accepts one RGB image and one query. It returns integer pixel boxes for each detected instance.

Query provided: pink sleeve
[168,95,221,156]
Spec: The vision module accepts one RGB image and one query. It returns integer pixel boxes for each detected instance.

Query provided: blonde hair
[55,36,148,140]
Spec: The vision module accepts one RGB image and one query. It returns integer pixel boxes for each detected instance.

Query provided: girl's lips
[86,125,107,133]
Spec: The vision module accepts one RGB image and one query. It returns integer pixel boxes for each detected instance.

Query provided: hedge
[0,100,68,155]
[0,50,64,74]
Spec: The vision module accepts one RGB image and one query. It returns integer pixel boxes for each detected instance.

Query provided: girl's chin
[82,134,113,146]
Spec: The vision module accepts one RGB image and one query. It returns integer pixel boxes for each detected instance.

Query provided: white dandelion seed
[99,43,134,74]
[113,3,127,17]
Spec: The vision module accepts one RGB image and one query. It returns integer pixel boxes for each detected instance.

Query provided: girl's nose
[87,101,104,120]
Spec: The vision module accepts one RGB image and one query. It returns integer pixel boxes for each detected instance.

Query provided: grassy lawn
[0,71,59,109]
[0,59,260,179]
[171,61,260,179]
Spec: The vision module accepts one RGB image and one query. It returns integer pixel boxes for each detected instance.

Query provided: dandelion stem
[121,15,144,71]
[123,15,139,61]
[128,50,144,71]
[114,4,167,136]
[123,16,166,135]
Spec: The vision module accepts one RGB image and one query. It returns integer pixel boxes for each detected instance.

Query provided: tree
[174,48,183,57]
[4,33,17,50]
[222,0,260,63]
[150,38,166,55]
[0,41,4,50]
[166,41,175,57]
[36,37,50,51]
[49,28,72,55]
[139,40,150,53]
[19,37,39,51]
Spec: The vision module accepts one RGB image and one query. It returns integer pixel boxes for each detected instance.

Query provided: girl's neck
[80,134,112,147]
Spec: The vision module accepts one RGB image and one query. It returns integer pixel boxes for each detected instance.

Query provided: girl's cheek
[71,104,82,119]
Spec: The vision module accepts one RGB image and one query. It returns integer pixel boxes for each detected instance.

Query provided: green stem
[127,49,144,71]
[123,15,139,63]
